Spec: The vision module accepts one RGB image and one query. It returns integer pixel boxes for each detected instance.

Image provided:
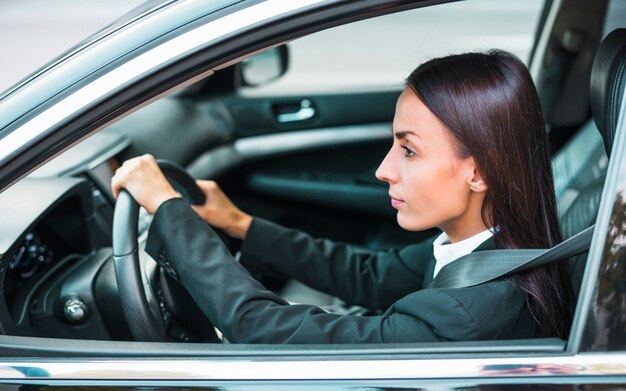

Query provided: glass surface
[581,107,626,351]
[584,177,626,350]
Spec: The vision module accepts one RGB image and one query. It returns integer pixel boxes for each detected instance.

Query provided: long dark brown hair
[407,50,575,339]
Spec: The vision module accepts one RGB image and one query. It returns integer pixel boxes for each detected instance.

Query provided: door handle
[276,99,316,123]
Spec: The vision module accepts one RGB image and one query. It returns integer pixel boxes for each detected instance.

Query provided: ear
[466,159,488,193]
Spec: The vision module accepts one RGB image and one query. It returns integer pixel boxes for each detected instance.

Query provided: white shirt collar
[432,229,494,278]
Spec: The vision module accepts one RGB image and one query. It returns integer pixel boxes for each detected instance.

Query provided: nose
[375,147,398,184]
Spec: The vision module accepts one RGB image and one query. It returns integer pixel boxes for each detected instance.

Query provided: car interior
[0,0,624,355]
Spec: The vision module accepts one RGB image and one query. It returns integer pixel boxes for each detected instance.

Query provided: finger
[142,153,156,163]
[142,154,170,181]
[195,179,212,189]
[140,154,160,172]
[196,180,219,196]
[111,175,122,199]
[111,163,131,199]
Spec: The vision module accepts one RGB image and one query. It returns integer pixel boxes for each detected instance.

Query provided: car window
[245,0,545,95]
[585,148,626,351]
[7,0,613,356]
[6,0,626,386]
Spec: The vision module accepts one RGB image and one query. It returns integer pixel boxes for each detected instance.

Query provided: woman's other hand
[111,154,181,214]
[191,180,252,239]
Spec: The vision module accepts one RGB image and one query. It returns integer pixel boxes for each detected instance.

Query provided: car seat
[559,28,626,293]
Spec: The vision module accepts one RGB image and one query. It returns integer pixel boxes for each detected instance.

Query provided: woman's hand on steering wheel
[111,154,181,214]
[111,154,251,239]
[191,180,252,239]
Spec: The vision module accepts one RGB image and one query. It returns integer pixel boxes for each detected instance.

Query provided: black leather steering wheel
[112,159,205,342]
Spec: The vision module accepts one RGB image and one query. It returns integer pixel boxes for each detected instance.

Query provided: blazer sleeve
[238,217,435,309]
[145,198,527,344]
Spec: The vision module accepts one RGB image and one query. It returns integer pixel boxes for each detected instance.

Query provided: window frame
[0,0,624,386]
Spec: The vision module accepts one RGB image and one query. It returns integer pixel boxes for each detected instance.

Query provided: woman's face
[376,89,485,237]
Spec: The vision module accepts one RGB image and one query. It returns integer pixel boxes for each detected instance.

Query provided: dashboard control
[155,286,172,324]
[156,254,180,281]
[63,297,89,323]
[9,232,53,279]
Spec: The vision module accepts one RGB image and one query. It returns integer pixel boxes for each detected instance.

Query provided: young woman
[111,50,575,343]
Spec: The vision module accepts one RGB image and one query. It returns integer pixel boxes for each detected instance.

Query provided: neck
[440,192,488,243]
[442,218,489,243]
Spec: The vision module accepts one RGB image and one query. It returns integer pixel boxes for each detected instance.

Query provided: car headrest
[590,28,626,158]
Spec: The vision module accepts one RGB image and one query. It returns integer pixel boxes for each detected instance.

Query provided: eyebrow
[394,130,420,140]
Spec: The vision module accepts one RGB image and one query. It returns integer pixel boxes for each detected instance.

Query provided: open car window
[248,0,544,95]
[1,0,626,387]
[14,0,567,349]
[0,0,574,346]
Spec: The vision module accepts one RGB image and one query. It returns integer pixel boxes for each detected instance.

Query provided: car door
[1,0,626,389]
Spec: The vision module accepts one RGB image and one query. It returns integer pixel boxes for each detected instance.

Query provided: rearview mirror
[240,45,289,86]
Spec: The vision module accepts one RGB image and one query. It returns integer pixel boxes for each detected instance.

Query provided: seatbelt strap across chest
[428,225,595,289]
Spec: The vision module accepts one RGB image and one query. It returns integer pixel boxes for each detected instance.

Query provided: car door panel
[242,138,391,219]
[190,89,427,249]
[221,129,430,250]
[222,90,400,137]
[247,171,390,218]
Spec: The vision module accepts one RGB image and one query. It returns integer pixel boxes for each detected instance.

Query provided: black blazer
[146,198,536,344]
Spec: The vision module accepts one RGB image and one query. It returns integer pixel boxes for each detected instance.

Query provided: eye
[402,145,416,158]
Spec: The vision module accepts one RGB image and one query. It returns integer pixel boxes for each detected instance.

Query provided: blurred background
[0,0,545,95]
[0,0,144,92]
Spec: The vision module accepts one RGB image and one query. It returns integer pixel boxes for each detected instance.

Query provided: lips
[389,194,405,208]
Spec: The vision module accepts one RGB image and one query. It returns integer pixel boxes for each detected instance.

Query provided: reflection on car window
[245,0,545,95]
[583,150,626,351]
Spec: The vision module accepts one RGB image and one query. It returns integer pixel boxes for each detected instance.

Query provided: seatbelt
[428,225,595,289]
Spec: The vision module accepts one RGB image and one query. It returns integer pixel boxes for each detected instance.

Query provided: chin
[396,214,433,232]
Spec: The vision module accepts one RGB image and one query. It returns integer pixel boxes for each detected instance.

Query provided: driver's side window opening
[245,0,545,95]
[6,0,614,350]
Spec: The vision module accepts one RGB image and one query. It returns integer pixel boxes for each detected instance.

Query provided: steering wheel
[112,159,205,342]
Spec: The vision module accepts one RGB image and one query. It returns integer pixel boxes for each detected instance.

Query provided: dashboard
[0,131,133,340]
[0,177,94,335]
[0,90,242,342]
